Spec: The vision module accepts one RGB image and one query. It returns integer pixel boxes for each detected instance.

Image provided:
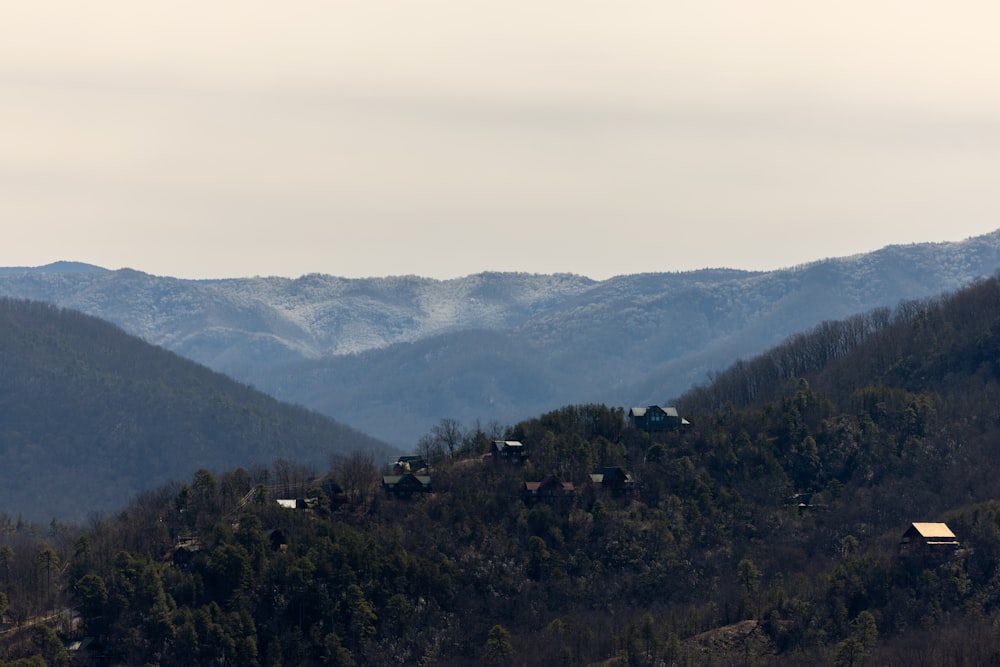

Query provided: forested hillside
[0,298,396,522]
[8,276,1000,664]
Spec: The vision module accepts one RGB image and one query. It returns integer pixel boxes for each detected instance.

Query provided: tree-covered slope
[0,298,396,522]
[9,275,1000,665]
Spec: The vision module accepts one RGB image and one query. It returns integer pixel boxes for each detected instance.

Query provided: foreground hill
[0,298,396,522]
[3,231,1000,444]
[6,275,1000,664]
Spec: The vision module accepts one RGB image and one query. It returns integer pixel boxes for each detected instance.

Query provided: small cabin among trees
[167,541,201,568]
[898,522,959,563]
[267,528,289,552]
[491,440,526,466]
[589,467,635,497]
[382,473,432,498]
[393,456,428,474]
[276,497,323,510]
[321,480,350,509]
[628,405,690,432]
[522,475,575,505]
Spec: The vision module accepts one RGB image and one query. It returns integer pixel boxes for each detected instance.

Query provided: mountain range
[3,231,1000,446]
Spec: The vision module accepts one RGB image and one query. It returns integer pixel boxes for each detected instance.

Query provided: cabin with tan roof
[898,522,959,564]
[382,473,432,499]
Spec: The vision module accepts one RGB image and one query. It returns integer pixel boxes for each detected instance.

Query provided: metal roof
[494,440,523,448]
[382,474,432,485]
[908,522,956,539]
[629,405,683,418]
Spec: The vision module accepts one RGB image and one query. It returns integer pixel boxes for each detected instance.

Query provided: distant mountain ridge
[3,231,1000,445]
[0,261,107,276]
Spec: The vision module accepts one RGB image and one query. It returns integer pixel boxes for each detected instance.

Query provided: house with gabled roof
[522,475,575,505]
[382,472,432,498]
[589,466,635,497]
[628,405,690,432]
[491,440,526,466]
[898,522,959,563]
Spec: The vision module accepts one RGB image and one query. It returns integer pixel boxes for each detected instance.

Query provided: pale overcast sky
[3,1,1000,279]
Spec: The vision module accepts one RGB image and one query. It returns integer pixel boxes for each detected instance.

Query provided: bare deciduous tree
[331,450,379,508]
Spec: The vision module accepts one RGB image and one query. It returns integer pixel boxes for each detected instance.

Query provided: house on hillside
[170,545,198,568]
[628,405,690,432]
[382,472,432,498]
[165,537,202,568]
[522,475,575,505]
[276,497,318,510]
[898,522,959,564]
[491,440,526,466]
[393,455,428,474]
[267,528,289,552]
[589,467,635,497]
[321,480,350,509]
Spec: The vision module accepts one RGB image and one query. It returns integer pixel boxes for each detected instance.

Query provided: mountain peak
[0,261,107,276]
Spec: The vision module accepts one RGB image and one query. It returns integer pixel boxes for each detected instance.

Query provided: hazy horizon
[5,2,1000,280]
[6,226,999,282]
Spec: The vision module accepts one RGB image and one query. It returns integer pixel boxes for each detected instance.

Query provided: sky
[3,2,1000,280]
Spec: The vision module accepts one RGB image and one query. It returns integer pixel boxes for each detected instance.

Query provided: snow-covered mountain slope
[0,269,595,364]
[4,231,1000,446]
